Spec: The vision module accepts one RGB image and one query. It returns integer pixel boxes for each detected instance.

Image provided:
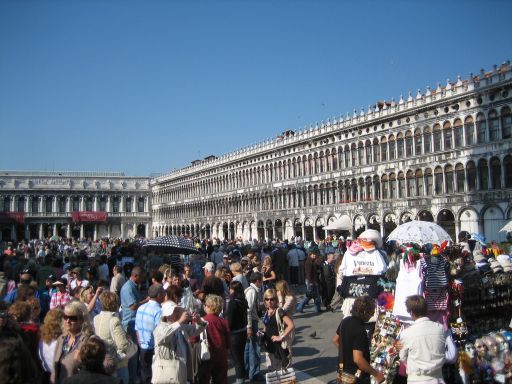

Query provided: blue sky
[0,0,511,176]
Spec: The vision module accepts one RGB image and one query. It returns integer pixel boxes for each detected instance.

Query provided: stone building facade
[0,171,151,241]
[151,62,512,243]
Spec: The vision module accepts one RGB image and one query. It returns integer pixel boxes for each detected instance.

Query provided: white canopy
[323,215,352,231]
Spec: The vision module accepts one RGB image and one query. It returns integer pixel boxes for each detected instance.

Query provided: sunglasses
[63,314,79,322]
[264,298,275,302]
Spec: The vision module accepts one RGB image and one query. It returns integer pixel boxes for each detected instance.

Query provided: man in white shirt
[398,295,446,383]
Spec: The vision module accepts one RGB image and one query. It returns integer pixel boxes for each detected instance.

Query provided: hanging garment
[420,256,449,289]
[392,259,423,320]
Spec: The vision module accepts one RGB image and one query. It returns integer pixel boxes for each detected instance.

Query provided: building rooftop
[0,170,125,177]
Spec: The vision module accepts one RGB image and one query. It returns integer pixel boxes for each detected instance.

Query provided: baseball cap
[203,262,215,272]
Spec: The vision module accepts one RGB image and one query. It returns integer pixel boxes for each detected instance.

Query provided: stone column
[11,196,16,212]
[80,196,85,211]
[11,225,16,241]
[53,224,58,236]
[93,224,98,241]
[80,224,84,239]
[120,223,125,239]
[39,224,44,239]
[66,196,71,213]
[67,224,71,239]
[107,196,111,212]
[120,196,125,212]
[93,196,98,211]
[24,225,30,240]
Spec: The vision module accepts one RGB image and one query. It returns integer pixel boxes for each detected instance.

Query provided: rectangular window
[426,175,433,195]
[415,136,422,154]
[503,115,512,138]
[59,199,66,213]
[417,176,424,196]
[373,145,380,162]
[126,199,132,213]
[366,146,372,164]
[435,174,443,194]
[17,198,25,212]
[406,137,413,157]
[424,134,431,153]
[72,198,80,212]
[397,140,404,158]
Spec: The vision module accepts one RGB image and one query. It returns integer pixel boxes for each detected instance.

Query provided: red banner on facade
[0,212,25,224]
[71,211,108,223]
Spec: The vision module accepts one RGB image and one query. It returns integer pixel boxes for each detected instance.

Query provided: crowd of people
[1,232,511,384]
[0,235,342,384]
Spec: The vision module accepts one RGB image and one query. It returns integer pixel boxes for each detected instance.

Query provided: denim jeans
[297,282,321,312]
[244,320,261,380]
[116,366,129,384]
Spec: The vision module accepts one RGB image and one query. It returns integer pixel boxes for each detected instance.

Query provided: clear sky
[0,0,510,176]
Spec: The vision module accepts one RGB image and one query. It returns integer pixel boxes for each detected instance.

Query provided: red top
[203,313,231,359]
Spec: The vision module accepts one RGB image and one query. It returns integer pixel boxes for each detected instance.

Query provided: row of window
[1,195,147,214]
[154,155,512,221]
[154,107,512,202]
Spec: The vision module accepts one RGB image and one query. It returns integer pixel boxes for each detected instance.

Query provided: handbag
[275,309,289,350]
[152,338,181,384]
[199,329,210,361]
[109,316,138,360]
[337,363,361,384]
[265,368,297,384]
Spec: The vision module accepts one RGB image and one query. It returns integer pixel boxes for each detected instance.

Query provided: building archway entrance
[304,218,313,241]
[265,220,273,240]
[275,219,283,240]
[418,210,434,222]
[294,219,302,239]
[222,223,228,240]
[257,220,265,241]
[437,209,455,242]
[137,224,146,237]
[229,222,235,240]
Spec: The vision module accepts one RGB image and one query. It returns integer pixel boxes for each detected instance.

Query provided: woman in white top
[38,308,63,380]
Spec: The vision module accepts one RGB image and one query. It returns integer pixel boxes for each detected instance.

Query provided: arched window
[488,110,499,141]
[425,168,433,195]
[433,124,442,152]
[397,133,404,158]
[504,155,512,188]
[501,106,512,139]
[319,152,325,173]
[331,149,338,170]
[423,127,432,153]
[443,122,452,150]
[373,139,380,163]
[351,180,358,201]
[476,113,487,143]
[398,171,405,198]
[406,170,415,197]
[445,164,454,194]
[455,164,465,193]
[454,119,463,148]
[405,131,413,157]
[373,175,380,200]
[434,166,443,195]
[464,116,475,145]
[358,143,364,166]
[467,161,477,192]
[381,175,389,199]
[344,146,350,168]
[414,128,423,155]
[389,135,396,160]
[351,144,357,167]
[478,159,488,190]
[389,173,396,199]
[365,140,372,164]
[380,137,388,161]
[490,157,501,189]
[416,169,424,196]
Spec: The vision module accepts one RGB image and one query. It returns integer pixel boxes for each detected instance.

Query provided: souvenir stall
[367,222,512,384]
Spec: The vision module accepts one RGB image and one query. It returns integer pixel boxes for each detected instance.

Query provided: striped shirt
[135,300,161,349]
[49,291,71,309]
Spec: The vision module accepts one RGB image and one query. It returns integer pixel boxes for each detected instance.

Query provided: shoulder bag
[109,316,138,360]
[275,309,290,350]
[265,368,297,384]
[152,334,181,384]
[199,329,210,361]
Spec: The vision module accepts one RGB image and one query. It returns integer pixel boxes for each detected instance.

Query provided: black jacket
[63,370,121,384]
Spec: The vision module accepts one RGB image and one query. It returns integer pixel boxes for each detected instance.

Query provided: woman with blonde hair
[52,301,94,384]
[39,309,63,381]
[93,291,130,382]
[79,285,103,320]
[275,280,297,317]
[262,255,276,291]
[262,289,295,370]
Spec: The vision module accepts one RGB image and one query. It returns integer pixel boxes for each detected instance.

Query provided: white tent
[323,215,352,230]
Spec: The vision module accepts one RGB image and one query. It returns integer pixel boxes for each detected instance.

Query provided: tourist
[152,305,207,384]
[50,278,71,310]
[230,262,249,290]
[79,285,103,320]
[332,295,384,384]
[319,253,336,311]
[39,308,64,383]
[198,294,230,384]
[275,280,296,318]
[62,337,121,384]
[69,268,89,290]
[135,284,165,384]
[286,244,302,286]
[397,295,446,383]
[109,265,126,297]
[226,280,248,384]
[94,291,130,383]
[296,250,322,313]
[261,255,276,291]
[52,301,94,384]
[262,288,295,371]
[244,271,264,382]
